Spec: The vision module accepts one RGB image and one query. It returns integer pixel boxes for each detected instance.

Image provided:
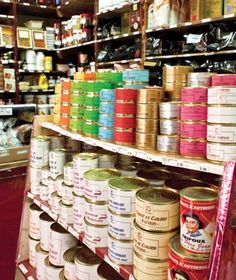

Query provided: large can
[84,218,108,248]
[64,162,74,186]
[97,149,117,168]
[40,212,54,252]
[73,193,85,233]
[84,168,121,202]
[180,187,218,254]
[108,176,149,214]
[97,261,124,280]
[168,235,209,280]
[159,102,180,119]
[61,182,74,206]
[36,243,48,280]
[136,188,180,231]
[31,136,50,168]
[41,166,50,185]
[74,246,101,280]
[134,251,168,280]
[85,198,108,226]
[45,256,63,280]
[49,149,66,179]
[49,223,77,266]
[29,236,39,268]
[40,182,49,202]
[59,200,73,225]
[30,167,42,195]
[207,142,236,162]
[29,203,43,240]
[157,135,179,154]
[73,153,99,196]
[64,247,80,280]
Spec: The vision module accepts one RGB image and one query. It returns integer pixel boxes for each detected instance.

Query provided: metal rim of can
[99,126,114,131]
[109,176,149,192]
[51,191,61,198]
[59,269,66,280]
[134,219,179,235]
[180,137,206,143]
[181,102,207,107]
[84,168,121,181]
[207,141,236,147]
[73,152,98,160]
[208,104,236,108]
[180,186,218,202]
[114,128,134,132]
[84,217,108,229]
[35,243,48,254]
[85,196,107,205]
[32,135,50,142]
[108,232,133,244]
[29,234,39,241]
[63,246,82,264]
[74,246,101,266]
[44,256,63,268]
[59,200,73,208]
[108,207,135,218]
[134,248,168,263]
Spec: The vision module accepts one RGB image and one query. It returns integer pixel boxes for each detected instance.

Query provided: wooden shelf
[56,40,96,51]
[97,58,141,66]
[40,121,224,175]
[96,31,141,43]
[16,2,59,18]
[57,0,94,17]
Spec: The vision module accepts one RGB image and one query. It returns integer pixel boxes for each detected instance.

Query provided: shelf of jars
[40,120,224,175]
[26,192,135,280]
[97,58,141,66]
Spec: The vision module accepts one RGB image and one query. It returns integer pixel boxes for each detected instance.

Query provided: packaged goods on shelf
[0,25,13,47]
[17,27,32,48]
[224,0,236,14]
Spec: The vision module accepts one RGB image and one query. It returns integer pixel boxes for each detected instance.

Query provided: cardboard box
[4,79,16,91]
[224,0,236,14]
[4,68,15,79]
[0,25,13,47]
[190,0,203,21]
[0,146,29,164]
[204,0,223,18]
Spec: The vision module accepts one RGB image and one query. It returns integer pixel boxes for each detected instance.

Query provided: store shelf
[0,104,36,115]
[19,70,65,75]
[96,31,141,44]
[97,58,141,66]
[40,121,224,175]
[56,40,96,51]
[17,260,36,280]
[57,0,94,17]
[20,89,54,94]
[16,2,58,18]
[27,192,134,280]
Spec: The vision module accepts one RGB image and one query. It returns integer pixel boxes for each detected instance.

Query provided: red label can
[115,102,137,115]
[116,88,137,101]
[180,187,218,254]
[168,235,209,280]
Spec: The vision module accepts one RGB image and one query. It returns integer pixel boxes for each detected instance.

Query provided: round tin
[159,102,181,119]
[134,251,168,280]
[138,87,164,103]
[109,176,149,214]
[49,223,77,266]
[59,269,66,280]
[137,103,158,118]
[123,69,149,83]
[70,117,83,132]
[136,132,156,149]
[99,126,114,142]
[181,87,208,103]
[108,233,133,265]
[41,166,50,186]
[181,104,207,121]
[29,203,43,240]
[208,86,236,104]
[100,89,115,102]
[207,105,236,124]
[84,168,121,202]
[49,149,66,179]
[70,93,85,105]
[60,114,70,128]
[84,218,108,248]
[74,246,101,279]
[83,120,99,137]
[137,168,170,187]
[207,142,236,162]
[136,118,158,134]
[99,114,114,127]
[168,235,209,279]
[29,236,38,268]
[51,192,61,215]
[114,114,136,129]
[85,198,108,225]
[134,221,178,260]
[36,243,48,280]
[108,208,135,240]
[180,138,206,158]
[207,123,236,143]
[180,121,207,139]
[187,72,213,87]
[157,135,179,154]
[61,102,70,115]
[39,213,54,252]
[159,119,179,135]
[114,128,135,145]
[30,167,41,195]
[180,187,218,254]
[97,150,117,169]
[136,187,180,231]
[70,104,84,118]
[61,182,74,205]
[73,153,99,196]
[48,177,57,205]
[63,247,79,280]
[84,107,99,121]
[211,74,236,86]
[115,102,136,115]
[31,136,50,168]
[116,88,137,101]
[84,93,100,107]
[59,200,73,225]
[97,261,124,280]
[40,182,49,202]
[55,175,64,197]
[99,102,114,115]
[45,256,63,280]
[73,192,85,233]
[64,162,73,186]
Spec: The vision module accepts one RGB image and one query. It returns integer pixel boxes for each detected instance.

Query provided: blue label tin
[100,89,115,102]
[99,127,114,141]
[99,114,114,127]
[123,84,148,89]
[123,70,149,82]
[99,102,115,115]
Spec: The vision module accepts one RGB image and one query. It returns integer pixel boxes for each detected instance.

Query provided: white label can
[55,175,64,197]
[29,203,43,240]
[85,199,108,226]
[29,236,39,268]
[207,124,236,143]
[45,256,63,280]
[207,142,236,162]
[64,162,74,186]
[73,193,85,233]
[36,243,48,280]
[40,182,49,202]
[61,182,74,206]
[31,136,50,168]
[64,247,79,280]
[51,191,61,216]
[59,201,73,225]
[41,166,50,185]
[49,149,66,179]
[84,218,108,248]
[30,167,42,195]
[48,177,56,206]
[40,212,54,252]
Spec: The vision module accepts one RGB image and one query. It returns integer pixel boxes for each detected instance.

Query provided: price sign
[0,107,12,116]
[19,264,28,274]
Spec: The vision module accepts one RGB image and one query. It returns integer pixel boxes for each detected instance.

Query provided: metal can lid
[51,191,61,198]
[39,212,54,222]
[84,217,108,228]
[97,261,124,280]
[41,165,50,171]
[59,200,72,207]
[180,187,218,201]
[50,222,69,234]
[44,256,63,268]
[35,243,48,254]
[136,187,179,204]
[73,152,98,160]
[84,168,121,181]
[56,174,64,181]
[108,208,135,218]
[109,176,149,191]
[75,246,101,266]
[85,197,107,205]
[30,203,43,212]
[63,245,83,264]
[169,235,209,261]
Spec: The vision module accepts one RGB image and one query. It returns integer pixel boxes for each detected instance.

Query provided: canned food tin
[84,218,108,248]
[138,88,164,103]
[70,104,84,118]
[207,105,236,124]
[41,166,50,186]
[116,88,137,101]
[36,243,48,280]
[97,261,124,280]
[207,123,236,143]
[59,269,66,280]
[159,102,180,119]
[136,118,158,133]
[84,93,100,107]
[74,246,101,280]
[84,168,121,202]
[207,142,236,162]
[84,107,99,121]
[48,177,57,205]
[164,82,186,93]
[134,221,178,259]
[70,117,83,132]
[187,72,213,87]
[61,182,74,205]
[134,251,168,280]
[61,102,70,115]
[168,235,209,280]
[163,66,193,75]
[180,121,207,139]
[115,163,137,177]
[73,193,85,233]
[211,74,236,86]
[50,135,65,150]
[181,87,208,103]
[49,223,77,266]
[157,135,179,154]
[60,114,70,128]
[63,247,78,280]
[123,69,149,82]
[70,93,85,105]
[29,203,43,240]
[137,103,158,118]
[29,236,38,268]
[115,102,137,115]
[114,114,136,129]
[51,192,61,215]
[49,149,66,179]
[136,132,156,149]
[99,114,114,127]
[99,102,114,115]
[100,89,115,102]
[64,162,73,186]
[208,86,236,104]
[137,168,170,187]
[73,153,99,196]
[108,233,133,265]
[180,187,218,254]
[30,167,41,195]
[180,138,206,158]
[45,256,63,280]
[114,128,135,145]
[136,187,180,231]
[85,198,108,225]
[99,126,114,142]
[40,213,54,252]
[40,182,49,202]
[108,176,149,214]
[31,136,50,168]
[181,104,207,121]
[108,208,135,240]
[53,113,60,125]
[55,175,64,197]
[83,120,99,137]
[59,200,73,225]
[159,119,179,135]
[98,150,117,168]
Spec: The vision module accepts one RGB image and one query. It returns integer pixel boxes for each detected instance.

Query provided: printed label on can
[85,201,108,225]
[85,179,109,202]
[65,262,75,280]
[62,184,74,205]
[30,209,42,240]
[181,105,207,121]
[109,188,136,214]
[75,263,99,280]
[207,125,236,143]
[73,195,85,232]
[180,140,206,158]
[59,204,73,225]
[84,223,108,248]
[180,122,207,139]
[207,142,236,162]
[29,238,38,268]
[208,87,236,104]
[40,220,53,252]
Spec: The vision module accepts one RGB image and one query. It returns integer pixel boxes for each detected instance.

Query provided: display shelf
[27,192,134,280]
[56,40,96,51]
[56,0,94,17]
[0,104,36,116]
[96,31,141,43]
[17,260,36,280]
[16,2,59,18]
[20,89,54,94]
[97,58,141,66]
[19,70,65,75]
[40,121,224,175]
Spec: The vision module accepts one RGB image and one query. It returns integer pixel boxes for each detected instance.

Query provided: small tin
[59,200,73,225]
[41,166,50,185]
[97,149,117,169]
[73,192,85,233]
[136,187,180,231]
[181,87,208,103]
[45,256,63,280]
[60,114,70,128]
[51,192,61,216]
[208,86,236,104]
[187,72,213,87]
[29,203,43,240]
[55,175,64,197]
[207,123,236,143]
[108,208,135,240]
[97,261,124,280]
[157,135,179,154]
[159,119,179,135]
[207,105,236,124]
[40,213,54,252]
[70,93,85,105]
[29,236,39,268]
[30,167,41,195]
[61,102,70,115]
[39,182,49,202]
[108,176,149,214]
[136,118,158,133]
[100,89,115,102]
[85,198,108,226]
[211,74,236,86]
[99,102,114,115]
[84,107,99,121]
[70,117,83,132]
[49,149,66,179]
[61,182,74,206]
[159,102,181,119]
[180,138,206,158]
[115,88,137,101]
[137,103,158,118]
[70,104,84,118]
[108,233,133,265]
[181,103,207,121]
[48,177,57,205]
[123,69,149,83]
[136,132,156,149]
[137,168,170,187]
[180,121,207,139]
[84,93,100,107]
[64,162,73,186]
[84,218,108,248]
[83,120,99,137]
[99,126,114,142]
[115,102,137,115]
[99,114,114,127]
[49,136,66,150]
[36,243,48,280]
[63,247,79,280]
[31,136,50,168]
[137,88,164,103]
[207,142,236,162]
[114,114,136,129]
[180,187,218,254]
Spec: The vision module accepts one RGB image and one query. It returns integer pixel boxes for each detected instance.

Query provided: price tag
[0,107,12,116]
[41,204,48,213]
[28,276,35,280]
[27,192,34,199]
[19,264,28,274]
[68,226,79,238]
[34,199,41,208]
[104,255,120,272]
